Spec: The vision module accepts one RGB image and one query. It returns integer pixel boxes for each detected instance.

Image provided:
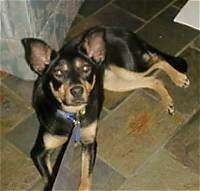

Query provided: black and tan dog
[22,26,189,191]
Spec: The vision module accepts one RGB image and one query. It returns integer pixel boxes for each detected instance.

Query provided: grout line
[1,82,33,110]
[103,106,111,113]
[135,0,178,33]
[175,35,200,56]
[3,111,34,136]
[171,4,181,10]
[112,3,146,23]
[83,0,115,19]
[3,133,33,159]
[190,46,200,53]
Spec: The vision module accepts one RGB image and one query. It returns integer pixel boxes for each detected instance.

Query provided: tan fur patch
[43,133,68,150]
[81,120,97,144]
[78,146,92,191]
[46,153,52,174]
[80,75,96,95]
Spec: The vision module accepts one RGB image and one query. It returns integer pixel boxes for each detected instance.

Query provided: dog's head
[22,38,99,112]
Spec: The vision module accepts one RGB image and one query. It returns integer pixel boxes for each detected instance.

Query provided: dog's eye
[82,65,91,73]
[55,70,62,76]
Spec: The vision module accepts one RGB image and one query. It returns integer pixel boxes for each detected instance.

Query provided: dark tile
[67,17,101,40]
[165,111,200,174]
[138,7,199,55]
[0,84,32,134]
[114,0,173,21]
[28,179,45,191]
[1,139,40,190]
[98,90,185,177]
[93,4,144,29]
[79,0,111,17]
[92,158,125,190]
[156,47,200,115]
[120,150,199,190]
[67,4,144,39]
[3,75,34,105]
[104,90,131,110]
[70,14,84,27]
[5,113,39,157]
[174,0,188,9]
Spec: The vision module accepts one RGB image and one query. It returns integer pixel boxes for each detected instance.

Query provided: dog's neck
[55,107,86,142]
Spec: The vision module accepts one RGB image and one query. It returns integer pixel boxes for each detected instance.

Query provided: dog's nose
[70,85,84,97]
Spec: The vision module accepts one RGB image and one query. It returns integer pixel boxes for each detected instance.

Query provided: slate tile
[173,0,188,9]
[3,75,34,105]
[79,0,111,17]
[71,14,84,27]
[66,17,101,40]
[114,0,173,21]
[53,156,125,190]
[165,111,200,174]
[104,90,131,110]
[0,84,32,134]
[93,4,144,30]
[97,90,185,177]
[1,139,40,190]
[5,113,39,157]
[92,158,125,190]
[67,4,144,39]
[137,7,199,55]
[156,47,200,116]
[53,165,80,190]
[120,150,199,190]
[28,179,45,191]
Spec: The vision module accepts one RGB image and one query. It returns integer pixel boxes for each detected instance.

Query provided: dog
[21,26,189,191]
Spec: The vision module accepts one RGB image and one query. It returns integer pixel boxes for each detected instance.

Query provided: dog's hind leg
[108,62,190,88]
[104,69,174,114]
[147,61,190,88]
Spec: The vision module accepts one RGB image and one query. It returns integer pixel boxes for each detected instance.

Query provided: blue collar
[56,109,81,142]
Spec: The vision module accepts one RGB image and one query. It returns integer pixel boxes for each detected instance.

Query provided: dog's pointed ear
[21,38,56,75]
[81,27,106,63]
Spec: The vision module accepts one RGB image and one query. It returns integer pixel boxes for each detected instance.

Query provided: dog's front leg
[79,120,98,191]
[78,141,97,191]
[31,129,68,183]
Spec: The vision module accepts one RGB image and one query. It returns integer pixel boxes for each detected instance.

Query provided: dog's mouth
[62,98,87,106]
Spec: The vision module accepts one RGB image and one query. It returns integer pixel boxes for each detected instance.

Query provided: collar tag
[73,120,81,142]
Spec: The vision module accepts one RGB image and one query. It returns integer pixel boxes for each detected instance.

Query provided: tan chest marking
[80,120,97,144]
[43,133,68,150]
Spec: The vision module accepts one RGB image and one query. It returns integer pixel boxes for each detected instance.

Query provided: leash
[52,108,86,190]
[55,107,86,142]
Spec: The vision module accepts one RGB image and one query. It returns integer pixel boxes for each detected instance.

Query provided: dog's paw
[78,183,90,191]
[167,102,175,115]
[174,73,190,88]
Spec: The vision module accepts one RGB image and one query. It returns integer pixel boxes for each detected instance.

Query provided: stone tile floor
[1,0,199,190]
